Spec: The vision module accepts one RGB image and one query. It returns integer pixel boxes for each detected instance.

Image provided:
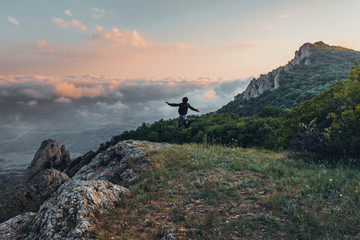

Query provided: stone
[24,179,129,240]
[64,150,96,176]
[29,169,69,195]
[26,139,71,181]
[0,212,36,240]
[73,140,165,184]
[160,228,177,240]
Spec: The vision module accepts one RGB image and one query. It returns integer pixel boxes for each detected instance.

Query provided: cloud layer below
[0,74,250,130]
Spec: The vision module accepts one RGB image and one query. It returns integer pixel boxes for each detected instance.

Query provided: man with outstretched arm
[166,97,200,129]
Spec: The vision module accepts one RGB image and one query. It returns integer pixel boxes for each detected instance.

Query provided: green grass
[92,143,360,239]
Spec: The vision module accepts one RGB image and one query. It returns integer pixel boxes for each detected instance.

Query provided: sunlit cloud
[202,89,218,100]
[64,10,72,16]
[52,18,86,31]
[53,18,68,29]
[8,16,20,25]
[69,19,87,31]
[92,27,148,47]
[54,82,104,98]
[55,97,72,103]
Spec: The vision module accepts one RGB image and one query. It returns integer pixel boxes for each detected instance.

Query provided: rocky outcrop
[2,140,169,239]
[0,212,36,240]
[24,179,129,240]
[73,140,166,184]
[29,169,69,195]
[241,42,315,100]
[64,150,96,177]
[26,139,71,180]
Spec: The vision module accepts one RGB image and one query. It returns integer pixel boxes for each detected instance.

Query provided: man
[166,97,200,129]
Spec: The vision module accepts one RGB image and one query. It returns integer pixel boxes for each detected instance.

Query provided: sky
[2,0,360,78]
[1,0,360,155]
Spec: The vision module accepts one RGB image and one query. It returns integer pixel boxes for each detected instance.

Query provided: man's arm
[166,102,180,107]
[188,104,200,112]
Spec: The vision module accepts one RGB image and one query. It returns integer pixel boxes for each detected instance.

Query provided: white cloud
[55,97,72,103]
[17,100,38,107]
[8,16,20,25]
[92,7,107,19]
[96,101,129,112]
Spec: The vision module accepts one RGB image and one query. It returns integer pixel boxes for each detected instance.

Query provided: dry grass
[92,143,360,239]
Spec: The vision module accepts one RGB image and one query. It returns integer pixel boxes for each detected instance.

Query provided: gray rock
[29,169,69,195]
[64,151,96,176]
[241,42,314,100]
[26,139,71,181]
[161,228,177,240]
[24,179,129,240]
[73,140,164,184]
[0,212,36,240]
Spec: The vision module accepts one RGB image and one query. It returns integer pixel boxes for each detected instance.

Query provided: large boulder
[29,169,69,195]
[0,212,36,240]
[24,179,129,240]
[73,140,166,184]
[26,139,70,180]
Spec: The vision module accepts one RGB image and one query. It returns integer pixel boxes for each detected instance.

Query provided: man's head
[182,97,188,103]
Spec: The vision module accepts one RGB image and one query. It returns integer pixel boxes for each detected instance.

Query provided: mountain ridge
[218,41,360,115]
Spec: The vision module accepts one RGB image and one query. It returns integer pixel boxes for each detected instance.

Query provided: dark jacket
[168,102,197,115]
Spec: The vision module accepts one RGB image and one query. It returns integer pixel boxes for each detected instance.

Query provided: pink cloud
[36,40,47,48]
[64,10,72,16]
[92,27,148,47]
[53,18,68,29]
[70,19,87,31]
[94,25,104,32]
[53,18,63,24]
[8,16,20,25]
[53,83,105,98]
[202,89,218,100]
[55,97,72,103]
[53,18,86,31]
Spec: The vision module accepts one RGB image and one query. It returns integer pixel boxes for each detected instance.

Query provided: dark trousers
[178,115,191,129]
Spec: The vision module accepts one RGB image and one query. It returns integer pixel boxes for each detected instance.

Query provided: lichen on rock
[24,179,129,240]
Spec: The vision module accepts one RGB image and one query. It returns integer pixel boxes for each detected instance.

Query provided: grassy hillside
[93,143,360,239]
[218,42,360,116]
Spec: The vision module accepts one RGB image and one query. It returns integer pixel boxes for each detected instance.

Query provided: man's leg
[185,118,194,129]
[178,116,186,128]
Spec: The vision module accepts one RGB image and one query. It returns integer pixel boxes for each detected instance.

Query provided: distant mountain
[218,41,360,115]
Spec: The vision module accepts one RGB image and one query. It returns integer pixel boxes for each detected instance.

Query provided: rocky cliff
[241,42,313,100]
[0,139,169,239]
[217,41,360,116]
